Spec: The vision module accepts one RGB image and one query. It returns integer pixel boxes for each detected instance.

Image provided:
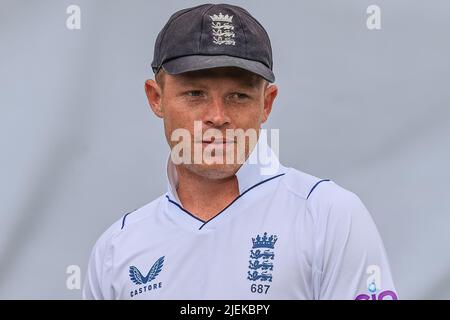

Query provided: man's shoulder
[119,194,166,231]
[280,166,331,199]
[91,194,166,250]
[281,166,365,216]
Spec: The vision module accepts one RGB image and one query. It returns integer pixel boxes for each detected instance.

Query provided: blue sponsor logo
[129,256,164,298]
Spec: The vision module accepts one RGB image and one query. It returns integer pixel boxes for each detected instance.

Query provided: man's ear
[262,84,278,123]
[145,79,164,118]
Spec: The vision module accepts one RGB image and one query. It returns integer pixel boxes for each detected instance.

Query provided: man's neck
[175,166,240,222]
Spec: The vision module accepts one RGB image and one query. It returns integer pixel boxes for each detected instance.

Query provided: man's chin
[182,162,243,180]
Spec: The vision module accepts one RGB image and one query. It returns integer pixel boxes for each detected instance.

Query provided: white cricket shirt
[83,139,397,300]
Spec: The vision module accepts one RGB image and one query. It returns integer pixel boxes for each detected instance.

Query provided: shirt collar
[166,135,284,203]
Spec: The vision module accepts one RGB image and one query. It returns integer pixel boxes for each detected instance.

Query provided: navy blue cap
[151,3,275,82]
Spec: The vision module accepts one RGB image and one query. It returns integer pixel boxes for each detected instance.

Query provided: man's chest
[110,198,314,299]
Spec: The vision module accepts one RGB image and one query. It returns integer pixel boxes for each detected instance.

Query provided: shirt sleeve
[82,223,118,300]
[311,184,398,300]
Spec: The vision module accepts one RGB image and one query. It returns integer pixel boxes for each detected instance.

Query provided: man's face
[145,67,278,180]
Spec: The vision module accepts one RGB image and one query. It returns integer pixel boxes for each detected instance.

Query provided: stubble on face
[158,67,269,181]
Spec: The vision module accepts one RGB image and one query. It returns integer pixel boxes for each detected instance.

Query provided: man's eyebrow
[174,77,207,88]
[239,81,261,89]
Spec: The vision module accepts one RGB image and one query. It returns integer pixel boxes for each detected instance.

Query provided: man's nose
[204,98,231,128]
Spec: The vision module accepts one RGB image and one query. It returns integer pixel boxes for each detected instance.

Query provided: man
[83,3,397,300]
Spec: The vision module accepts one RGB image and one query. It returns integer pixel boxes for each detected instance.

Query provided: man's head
[145,66,277,179]
[145,3,277,180]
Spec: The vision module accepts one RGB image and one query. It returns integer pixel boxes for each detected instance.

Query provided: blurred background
[1,0,449,299]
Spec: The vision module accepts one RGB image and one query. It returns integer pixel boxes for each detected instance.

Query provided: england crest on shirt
[247,232,277,294]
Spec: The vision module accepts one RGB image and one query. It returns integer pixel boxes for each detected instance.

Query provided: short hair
[155,69,166,89]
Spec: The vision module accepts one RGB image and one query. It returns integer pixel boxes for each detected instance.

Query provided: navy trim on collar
[165,173,286,230]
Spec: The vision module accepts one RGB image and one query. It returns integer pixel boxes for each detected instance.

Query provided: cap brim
[162,55,275,83]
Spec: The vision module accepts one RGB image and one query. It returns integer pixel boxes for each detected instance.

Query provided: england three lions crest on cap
[210,13,236,46]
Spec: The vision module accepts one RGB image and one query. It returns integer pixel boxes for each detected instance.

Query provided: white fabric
[83,139,397,300]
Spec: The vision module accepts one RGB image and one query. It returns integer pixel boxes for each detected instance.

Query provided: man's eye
[186,91,204,97]
[230,92,249,100]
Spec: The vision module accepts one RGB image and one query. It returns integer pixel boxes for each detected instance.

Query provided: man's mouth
[199,138,235,145]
